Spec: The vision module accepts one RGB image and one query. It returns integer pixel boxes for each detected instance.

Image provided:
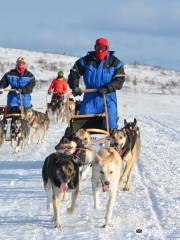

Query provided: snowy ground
[0,89,180,240]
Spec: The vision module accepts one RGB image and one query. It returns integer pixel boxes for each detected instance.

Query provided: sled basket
[67,89,110,136]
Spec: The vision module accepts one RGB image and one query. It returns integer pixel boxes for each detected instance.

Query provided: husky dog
[0,119,5,147]
[67,98,81,115]
[110,118,141,191]
[0,107,6,147]
[75,128,93,180]
[25,107,49,144]
[55,127,93,181]
[92,147,123,227]
[11,117,30,153]
[47,95,66,124]
[42,152,80,228]
[68,97,76,114]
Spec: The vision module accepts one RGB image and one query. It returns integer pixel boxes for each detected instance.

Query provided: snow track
[0,94,179,239]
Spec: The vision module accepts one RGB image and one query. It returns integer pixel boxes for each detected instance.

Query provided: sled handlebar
[49,91,65,94]
[80,89,97,93]
[4,88,20,93]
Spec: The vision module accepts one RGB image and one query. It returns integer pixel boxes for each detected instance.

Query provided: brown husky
[25,107,50,144]
[110,118,141,191]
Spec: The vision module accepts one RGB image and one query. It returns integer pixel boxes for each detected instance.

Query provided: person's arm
[106,64,125,92]
[0,73,9,89]
[68,58,84,91]
[48,80,55,91]
[63,80,68,93]
[21,72,35,94]
[98,58,125,95]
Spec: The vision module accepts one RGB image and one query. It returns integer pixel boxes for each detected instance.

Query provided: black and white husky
[11,117,30,153]
[42,152,80,228]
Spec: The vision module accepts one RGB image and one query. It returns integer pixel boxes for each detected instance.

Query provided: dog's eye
[84,137,87,141]
[100,170,104,175]
[109,171,113,174]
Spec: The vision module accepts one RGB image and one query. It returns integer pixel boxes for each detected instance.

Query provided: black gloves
[72,87,82,97]
[48,90,52,95]
[97,87,108,96]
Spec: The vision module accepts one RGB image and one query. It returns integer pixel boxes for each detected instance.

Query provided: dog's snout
[63,176,69,182]
[104,181,110,186]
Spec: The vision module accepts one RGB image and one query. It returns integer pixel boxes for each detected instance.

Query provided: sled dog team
[0,39,140,228]
[42,118,141,228]
[0,93,73,152]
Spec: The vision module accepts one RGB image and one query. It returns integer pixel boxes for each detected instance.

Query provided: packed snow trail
[0,92,179,240]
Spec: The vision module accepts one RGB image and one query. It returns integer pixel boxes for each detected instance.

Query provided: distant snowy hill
[0,47,180,94]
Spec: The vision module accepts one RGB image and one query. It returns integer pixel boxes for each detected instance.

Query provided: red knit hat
[95,38,109,46]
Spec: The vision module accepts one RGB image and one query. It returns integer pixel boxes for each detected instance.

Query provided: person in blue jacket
[68,37,125,130]
[0,57,35,113]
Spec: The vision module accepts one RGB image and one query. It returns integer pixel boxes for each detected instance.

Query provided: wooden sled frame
[3,88,25,118]
[67,89,110,136]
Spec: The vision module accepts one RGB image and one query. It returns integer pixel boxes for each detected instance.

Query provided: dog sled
[0,89,30,153]
[0,89,25,141]
[46,91,66,123]
[67,89,110,147]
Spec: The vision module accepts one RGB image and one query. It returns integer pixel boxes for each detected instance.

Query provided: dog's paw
[54,222,64,229]
[102,223,113,228]
[67,207,74,214]
[38,139,44,144]
[123,186,130,191]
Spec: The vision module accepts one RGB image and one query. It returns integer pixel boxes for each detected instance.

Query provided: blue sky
[0,0,180,69]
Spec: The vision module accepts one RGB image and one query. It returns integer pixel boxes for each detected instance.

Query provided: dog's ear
[134,118,137,125]
[124,119,127,126]
[123,128,127,135]
[110,129,116,136]
[55,144,59,151]
[64,127,74,138]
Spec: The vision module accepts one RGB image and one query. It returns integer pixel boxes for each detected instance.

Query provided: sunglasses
[95,43,108,52]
